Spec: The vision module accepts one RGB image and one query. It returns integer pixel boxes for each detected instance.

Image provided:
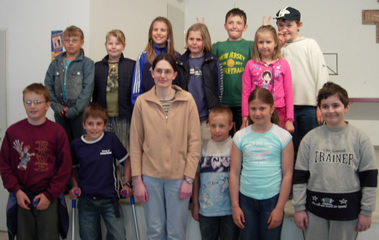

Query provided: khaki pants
[17,198,59,240]
[304,211,358,240]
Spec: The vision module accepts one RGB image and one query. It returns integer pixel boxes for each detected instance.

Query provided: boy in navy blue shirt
[69,103,132,240]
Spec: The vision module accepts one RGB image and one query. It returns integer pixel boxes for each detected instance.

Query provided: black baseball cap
[274,7,301,21]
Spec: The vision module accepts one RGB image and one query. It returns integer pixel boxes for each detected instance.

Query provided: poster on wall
[51,30,63,61]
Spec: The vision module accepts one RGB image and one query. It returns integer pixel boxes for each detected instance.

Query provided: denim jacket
[44,51,95,119]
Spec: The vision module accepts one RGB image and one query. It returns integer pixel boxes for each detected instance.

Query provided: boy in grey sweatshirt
[292,82,377,240]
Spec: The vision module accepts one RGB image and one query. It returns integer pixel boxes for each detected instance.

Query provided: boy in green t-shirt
[212,8,253,133]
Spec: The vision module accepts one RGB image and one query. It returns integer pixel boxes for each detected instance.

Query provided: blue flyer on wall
[51,30,63,61]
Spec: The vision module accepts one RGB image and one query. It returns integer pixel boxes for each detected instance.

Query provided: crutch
[120,190,140,240]
[71,188,80,240]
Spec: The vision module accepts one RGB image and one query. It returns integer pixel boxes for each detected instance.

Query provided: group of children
[0,5,377,240]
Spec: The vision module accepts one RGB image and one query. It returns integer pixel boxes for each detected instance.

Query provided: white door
[0,30,6,146]
[0,30,8,231]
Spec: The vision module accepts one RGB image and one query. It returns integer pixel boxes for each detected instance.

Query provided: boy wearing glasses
[44,25,95,142]
[0,83,72,240]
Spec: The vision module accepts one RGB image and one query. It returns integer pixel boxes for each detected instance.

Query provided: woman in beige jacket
[130,53,201,240]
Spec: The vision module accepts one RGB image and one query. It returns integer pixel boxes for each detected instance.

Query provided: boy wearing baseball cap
[274,6,329,163]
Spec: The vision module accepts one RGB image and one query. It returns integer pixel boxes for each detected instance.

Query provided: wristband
[123,181,133,188]
[184,177,194,184]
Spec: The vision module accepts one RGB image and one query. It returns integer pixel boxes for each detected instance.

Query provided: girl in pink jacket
[241,25,294,132]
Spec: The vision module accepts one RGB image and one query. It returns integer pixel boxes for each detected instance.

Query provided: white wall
[184,0,379,98]
[0,1,89,230]
[1,0,378,127]
[185,0,379,145]
[0,0,378,234]
[0,0,185,127]
[89,0,185,62]
[0,0,91,124]
[0,30,6,146]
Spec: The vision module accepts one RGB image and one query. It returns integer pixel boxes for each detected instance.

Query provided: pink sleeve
[282,59,294,121]
[241,60,256,117]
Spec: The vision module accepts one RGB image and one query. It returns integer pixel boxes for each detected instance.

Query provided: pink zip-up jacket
[241,58,294,121]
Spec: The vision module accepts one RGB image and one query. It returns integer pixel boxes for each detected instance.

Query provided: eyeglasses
[63,38,80,44]
[154,69,174,75]
[24,100,46,105]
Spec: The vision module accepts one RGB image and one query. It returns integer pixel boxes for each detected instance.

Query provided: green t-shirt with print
[212,39,253,107]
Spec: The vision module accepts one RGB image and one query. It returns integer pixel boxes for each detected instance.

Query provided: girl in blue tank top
[229,88,294,240]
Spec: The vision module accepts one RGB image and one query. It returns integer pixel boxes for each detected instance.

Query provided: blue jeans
[292,106,318,162]
[78,196,126,240]
[239,193,282,240]
[143,175,190,240]
[199,214,239,240]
